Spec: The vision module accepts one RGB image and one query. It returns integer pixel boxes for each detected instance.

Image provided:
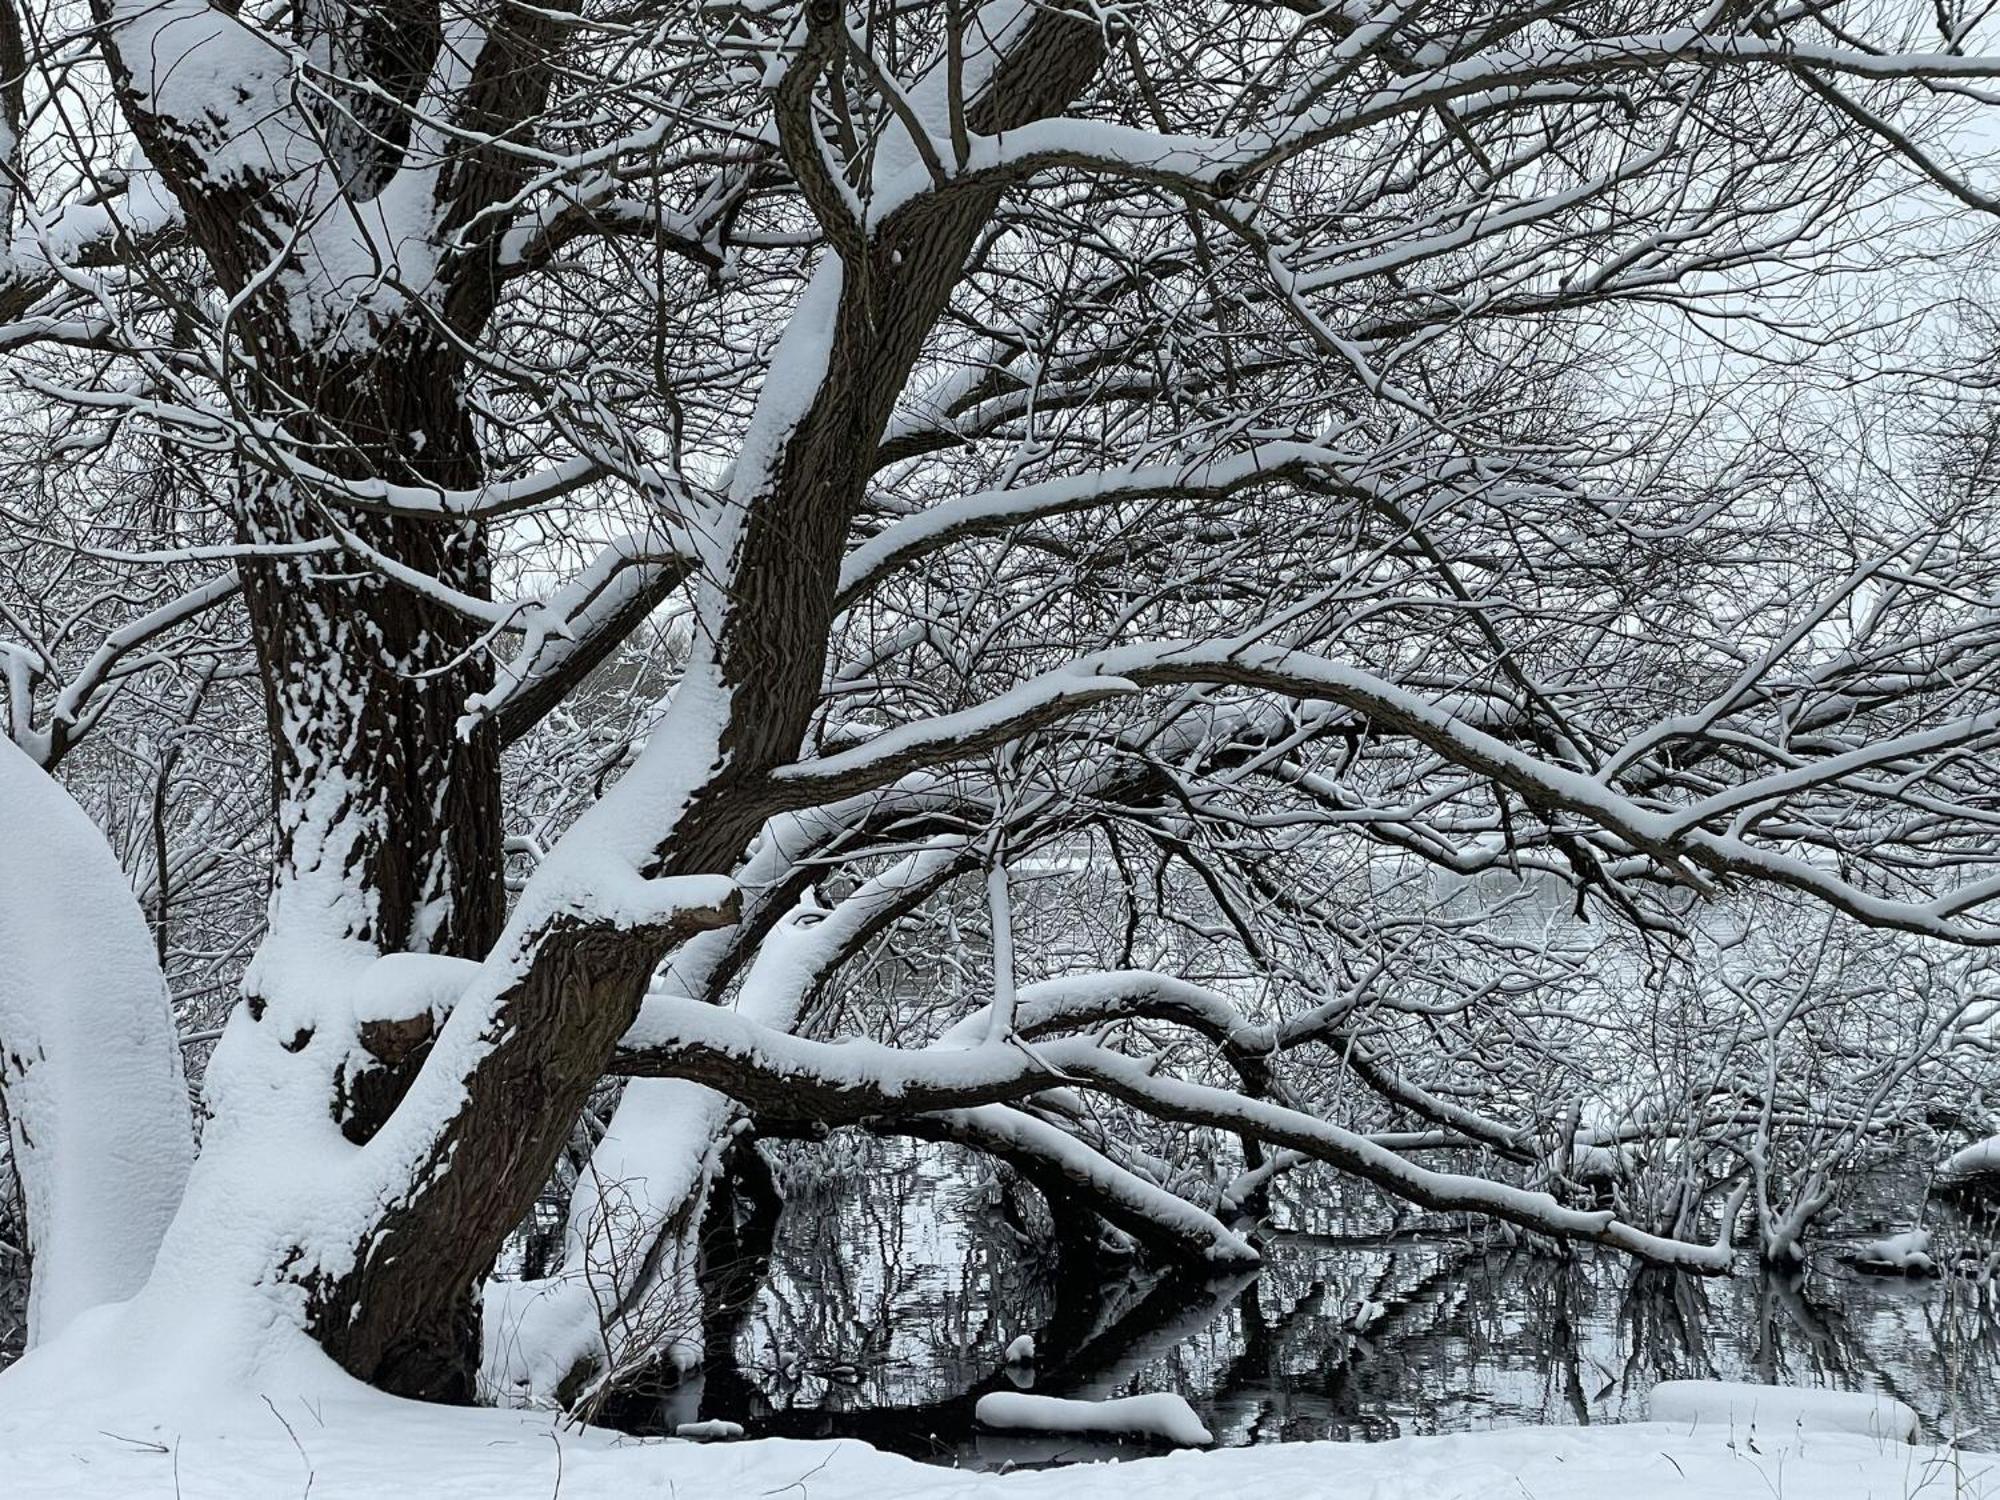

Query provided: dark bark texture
[91,0,1108,1402]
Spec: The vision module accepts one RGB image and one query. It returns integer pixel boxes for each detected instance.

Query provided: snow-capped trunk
[72,0,586,1399]
[480,6,1109,1400]
[0,738,194,1346]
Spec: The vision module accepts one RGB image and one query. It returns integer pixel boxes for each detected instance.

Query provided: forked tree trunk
[73,0,1104,1407]
[483,4,1110,1403]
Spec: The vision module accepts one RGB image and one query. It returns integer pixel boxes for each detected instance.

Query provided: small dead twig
[762,1445,838,1498]
[261,1393,315,1499]
[98,1430,169,1453]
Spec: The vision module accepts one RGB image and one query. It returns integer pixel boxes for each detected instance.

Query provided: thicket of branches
[1,0,1999,1412]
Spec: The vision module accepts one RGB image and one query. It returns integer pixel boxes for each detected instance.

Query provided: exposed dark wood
[309,897,737,1398]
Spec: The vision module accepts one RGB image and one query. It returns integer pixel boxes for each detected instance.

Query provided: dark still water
[643,1140,2000,1469]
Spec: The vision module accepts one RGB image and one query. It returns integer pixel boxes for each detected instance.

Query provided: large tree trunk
[70,0,1103,1408]
[239,350,508,969]
[485,3,1110,1404]
[82,0,557,1383]
[197,334,516,1397]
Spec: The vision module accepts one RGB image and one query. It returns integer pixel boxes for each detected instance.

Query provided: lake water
[629,1139,2000,1469]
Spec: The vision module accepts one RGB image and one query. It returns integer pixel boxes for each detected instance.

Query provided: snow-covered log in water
[975,1391,1214,1447]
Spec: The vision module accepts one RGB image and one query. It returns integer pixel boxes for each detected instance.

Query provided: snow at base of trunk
[0,737,194,1346]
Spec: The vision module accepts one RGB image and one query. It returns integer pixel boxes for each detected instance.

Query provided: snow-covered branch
[615,994,1738,1274]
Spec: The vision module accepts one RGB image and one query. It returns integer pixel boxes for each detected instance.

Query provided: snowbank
[0,737,194,1346]
[0,1384,1989,1500]
[1647,1380,1920,1441]
[975,1391,1213,1446]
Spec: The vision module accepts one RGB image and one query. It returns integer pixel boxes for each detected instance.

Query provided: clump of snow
[350,952,481,1026]
[1646,1381,1919,1442]
[975,1392,1213,1447]
[1005,1334,1036,1363]
[1847,1229,1938,1276]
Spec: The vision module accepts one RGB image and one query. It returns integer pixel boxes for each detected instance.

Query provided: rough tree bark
[73,0,1106,1403]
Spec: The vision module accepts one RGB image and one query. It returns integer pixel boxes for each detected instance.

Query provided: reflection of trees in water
[691,1140,1066,1440]
[1191,1240,1624,1441]
[1610,1265,1711,1396]
[673,1139,1261,1461]
[660,1143,2000,1465]
[752,1148,1053,1405]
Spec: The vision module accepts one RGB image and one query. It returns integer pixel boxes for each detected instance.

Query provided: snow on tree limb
[614,993,1739,1274]
[770,639,2000,941]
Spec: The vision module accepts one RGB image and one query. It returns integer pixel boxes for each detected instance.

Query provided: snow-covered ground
[1646,1380,1920,1441]
[2,1377,1992,1500]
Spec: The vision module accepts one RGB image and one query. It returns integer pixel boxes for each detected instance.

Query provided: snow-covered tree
[3,0,2000,1412]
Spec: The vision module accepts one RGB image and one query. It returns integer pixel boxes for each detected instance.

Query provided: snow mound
[1646,1381,1918,1441]
[1005,1334,1036,1363]
[975,1391,1213,1446]
[0,736,194,1346]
